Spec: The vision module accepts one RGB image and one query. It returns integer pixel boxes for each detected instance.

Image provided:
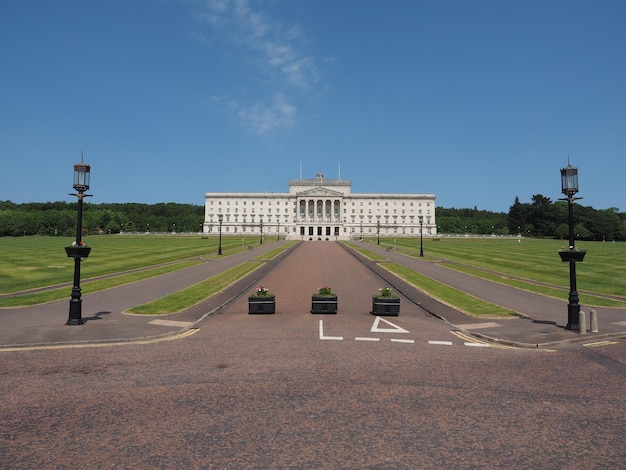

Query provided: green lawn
[373,236,626,298]
[0,235,258,295]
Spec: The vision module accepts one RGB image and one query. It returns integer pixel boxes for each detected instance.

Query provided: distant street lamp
[376,216,381,245]
[360,215,364,240]
[65,158,92,326]
[559,162,586,331]
[277,220,280,241]
[419,215,424,257]
[259,218,263,245]
[218,214,223,255]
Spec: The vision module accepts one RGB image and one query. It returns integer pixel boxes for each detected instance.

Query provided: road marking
[162,328,199,340]
[391,338,415,344]
[456,322,501,330]
[451,331,491,347]
[355,337,380,342]
[583,340,619,348]
[429,340,453,346]
[319,320,343,340]
[370,316,409,334]
[149,319,194,328]
[451,330,485,343]
[0,328,200,352]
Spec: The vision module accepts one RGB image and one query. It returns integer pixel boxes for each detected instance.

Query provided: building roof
[289,171,351,187]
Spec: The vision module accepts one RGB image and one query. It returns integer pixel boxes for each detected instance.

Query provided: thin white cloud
[235,93,296,135]
[191,0,320,134]
[194,0,319,88]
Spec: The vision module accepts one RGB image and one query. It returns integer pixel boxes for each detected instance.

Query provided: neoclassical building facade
[204,173,436,241]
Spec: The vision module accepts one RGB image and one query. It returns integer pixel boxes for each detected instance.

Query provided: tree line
[506,195,625,241]
[0,201,204,237]
[1,197,625,240]
[437,195,626,241]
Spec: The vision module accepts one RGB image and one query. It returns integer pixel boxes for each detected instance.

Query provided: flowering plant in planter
[558,246,586,263]
[316,286,333,296]
[249,285,275,314]
[372,287,400,316]
[311,285,337,314]
[69,241,88,247]
[65,240,91,258]
[375,287,398,299]
[251,286,271,297]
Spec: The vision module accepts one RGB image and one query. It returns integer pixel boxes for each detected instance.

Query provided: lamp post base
[565,293,581,331]
[67,290,84,325]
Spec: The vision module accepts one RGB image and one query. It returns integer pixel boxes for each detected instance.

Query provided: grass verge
[255,241,298,260]
[382,262,520,318]
[127,262,262,315]
[343,242,387,261]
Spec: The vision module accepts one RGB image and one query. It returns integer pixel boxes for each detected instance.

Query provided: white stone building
[204,172,436,240]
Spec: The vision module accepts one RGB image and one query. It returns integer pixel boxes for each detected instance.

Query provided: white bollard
[579,310,586,334]
[590,309,598,333]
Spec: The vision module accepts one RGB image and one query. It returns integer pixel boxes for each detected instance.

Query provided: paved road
[1,241,624,468]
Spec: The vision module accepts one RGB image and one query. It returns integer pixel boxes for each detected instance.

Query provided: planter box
[311,295,338,314]
[65,246,92,258]
[372,296,400,316]
[248,295,275,314]
[558,250,587,263]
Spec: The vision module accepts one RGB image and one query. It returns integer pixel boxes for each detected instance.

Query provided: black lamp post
[218,214,223,255]
[65,159,92,325]
[377,216,380,245]
[559,162,586,330]
[360,215,363,241]
[277,220,280,241]
[419,215,424,257]
[259,218,263,245]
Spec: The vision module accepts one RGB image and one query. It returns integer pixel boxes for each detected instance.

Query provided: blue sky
[1,0,624,213]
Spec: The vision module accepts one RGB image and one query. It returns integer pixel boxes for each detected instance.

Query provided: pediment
[297,186,344,198]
